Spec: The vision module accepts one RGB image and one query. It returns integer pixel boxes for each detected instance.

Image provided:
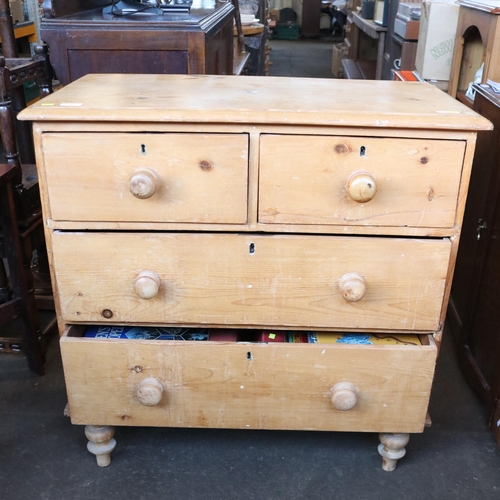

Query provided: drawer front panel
[259,135,465,227]
[53,232,450,331]
[41,133,249,223]
[61,331,437,432]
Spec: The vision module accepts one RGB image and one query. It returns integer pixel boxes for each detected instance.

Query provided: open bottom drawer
[61,326,437,433]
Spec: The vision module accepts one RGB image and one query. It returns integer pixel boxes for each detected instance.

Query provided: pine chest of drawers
[19,74,491,470]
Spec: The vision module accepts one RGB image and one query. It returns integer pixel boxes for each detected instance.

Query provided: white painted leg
[85,425,116,467]
[378,433,410,471]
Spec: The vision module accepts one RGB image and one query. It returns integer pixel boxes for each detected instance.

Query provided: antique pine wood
[41,133,249,223]
[20,74,489,130]
[61,325,437,433]
[19,74,491,470]
[51,232,451,331]
[259,135,466,228]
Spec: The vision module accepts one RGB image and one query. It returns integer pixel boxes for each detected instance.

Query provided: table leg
[378,432,410,471]
[85,425,116,467]
[375,31,386,80]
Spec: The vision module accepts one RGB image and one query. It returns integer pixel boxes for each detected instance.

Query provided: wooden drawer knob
[134,270,160,299]
[129,168,160,199]
[331,382,358,411]
[347,172,377,203]
[339,273,366,302]
[137,377,164,406]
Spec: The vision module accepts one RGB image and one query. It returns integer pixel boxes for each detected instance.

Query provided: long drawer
[61,326,437,432]
[40,133,249,223]
[52,232,450,331]
[259,135,466,227]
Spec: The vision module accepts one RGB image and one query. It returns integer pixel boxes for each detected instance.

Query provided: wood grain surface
[41,133,249,223]
[52,232,450,332]
[61,327,437,432]
[18,74,492,131]
[259,135,466,227]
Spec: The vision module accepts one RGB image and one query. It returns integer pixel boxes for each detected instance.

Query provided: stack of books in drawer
[84,326,421,345]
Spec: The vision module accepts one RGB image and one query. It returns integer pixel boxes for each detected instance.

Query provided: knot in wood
[199,160,214,171]
[101,309,113,319]
[334,143,350,155]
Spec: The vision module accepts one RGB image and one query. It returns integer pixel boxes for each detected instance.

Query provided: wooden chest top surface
[18,74,492,131]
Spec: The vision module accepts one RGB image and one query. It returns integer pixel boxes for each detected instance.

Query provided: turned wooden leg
[85,425,116,467]
[378,433,410,471]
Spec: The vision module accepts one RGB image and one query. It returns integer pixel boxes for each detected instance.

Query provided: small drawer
[61,326,437,433]
[52,232,450,332]
[40,133,249,224]
[259,135,465,228]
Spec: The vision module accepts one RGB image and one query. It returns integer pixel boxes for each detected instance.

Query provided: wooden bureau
[19,74,491,470]
[40,0,235,85]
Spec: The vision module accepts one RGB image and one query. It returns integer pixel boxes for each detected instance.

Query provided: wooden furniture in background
[343,11,387,79]
[448,2,500,105]
[344,0,362,55]
[0,20,38,57]
[0,0,56,373]
[232,23,262,74]
[302,0,322,37]
[0,164,46,369]
[393,35,417,70]
[382,0,418,80]
[380,0,400,80]
[341,58,376,79]
[448,84,500,448]
[381,0,419,79]
[235,0,269,76]
[20,74,490,467]
[40,0,235,85]
[233,0,246,55]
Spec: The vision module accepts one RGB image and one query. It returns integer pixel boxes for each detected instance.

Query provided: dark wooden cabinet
[301,0,322,38]
[40,0,235,85]
[448,84,500,448]
[381,0,417,79]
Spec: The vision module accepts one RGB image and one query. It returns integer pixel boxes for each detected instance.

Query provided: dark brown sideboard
[40,0,235,85]
[448,84,500,448]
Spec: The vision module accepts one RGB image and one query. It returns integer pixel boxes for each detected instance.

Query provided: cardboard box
[268,8,280,22]
[412,70,449,92]
[394,16,420,40]
[425,79,449,92]
[9,0,24,24]
[415,0,459,80]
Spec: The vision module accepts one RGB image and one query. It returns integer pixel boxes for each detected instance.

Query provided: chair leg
[0,258,10,303]
[0,180,45,375]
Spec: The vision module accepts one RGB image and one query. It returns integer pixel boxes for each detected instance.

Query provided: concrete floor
[268,37,339,79]
[1,37,500,500]
[1,327,499,499]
